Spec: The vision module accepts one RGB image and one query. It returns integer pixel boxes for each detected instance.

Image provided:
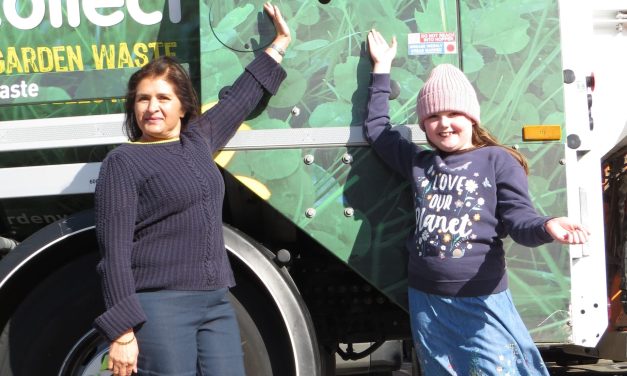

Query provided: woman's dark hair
[123,56,200,141]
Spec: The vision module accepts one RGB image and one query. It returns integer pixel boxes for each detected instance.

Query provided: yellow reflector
[522,125,562,141]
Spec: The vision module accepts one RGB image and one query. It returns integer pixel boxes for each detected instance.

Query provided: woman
[93,3,290,375]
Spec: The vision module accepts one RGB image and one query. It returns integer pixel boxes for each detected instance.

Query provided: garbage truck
[0,0,625,375]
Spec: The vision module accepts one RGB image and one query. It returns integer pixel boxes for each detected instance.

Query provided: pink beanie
[417,64,480,127]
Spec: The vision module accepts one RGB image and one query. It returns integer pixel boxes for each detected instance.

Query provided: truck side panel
[203,0,572,342]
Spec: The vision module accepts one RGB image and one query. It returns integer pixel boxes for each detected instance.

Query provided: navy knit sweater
[94,52,286,342]
[364,73,554,297]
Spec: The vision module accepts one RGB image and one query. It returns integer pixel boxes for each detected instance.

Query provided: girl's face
[134,76,185,142]
[422,111,474,153]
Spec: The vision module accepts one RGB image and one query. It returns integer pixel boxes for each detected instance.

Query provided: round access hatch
[208,1,277,53]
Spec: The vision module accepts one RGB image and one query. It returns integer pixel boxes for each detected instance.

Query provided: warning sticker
[408,32,457,56]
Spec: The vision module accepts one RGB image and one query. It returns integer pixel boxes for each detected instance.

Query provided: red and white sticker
[408,32,457,55]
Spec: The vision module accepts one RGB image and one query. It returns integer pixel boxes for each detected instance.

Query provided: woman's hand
[264,2,291,63]
[545,217,590,245]
[108,330,138,376]
[367,29,397,74]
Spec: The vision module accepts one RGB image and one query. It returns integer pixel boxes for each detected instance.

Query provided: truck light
[522,125,562,141]
[586,73,595,92]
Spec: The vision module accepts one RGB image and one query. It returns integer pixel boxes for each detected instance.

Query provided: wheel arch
[224,224,320,376]
[0,210,97,329]
[0,212,320,376]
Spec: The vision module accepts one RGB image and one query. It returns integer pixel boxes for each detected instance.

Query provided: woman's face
[422,111,474,153]
[134,75,185,142]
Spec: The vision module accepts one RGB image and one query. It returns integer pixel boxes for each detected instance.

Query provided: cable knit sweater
[364,73,554,297]
[93,52,286,342]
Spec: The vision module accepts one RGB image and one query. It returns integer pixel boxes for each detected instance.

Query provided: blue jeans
[135,288,245,376]
[408,287,549,376]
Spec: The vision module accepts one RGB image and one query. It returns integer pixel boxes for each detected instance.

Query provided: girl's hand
[544,217,590,245]
[367,29,397,74]
[264,2,291,63]
[108,331,139,376]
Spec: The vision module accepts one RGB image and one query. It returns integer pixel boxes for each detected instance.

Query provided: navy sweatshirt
[364,73,553,297]
[94,53,286,342]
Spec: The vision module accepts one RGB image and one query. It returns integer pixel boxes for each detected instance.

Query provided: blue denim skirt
[408,287,549,376]
[135,288,245,376]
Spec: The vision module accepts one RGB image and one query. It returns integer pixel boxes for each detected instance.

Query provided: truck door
[555,0,609,349]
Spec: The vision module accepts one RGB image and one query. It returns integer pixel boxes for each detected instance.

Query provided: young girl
[364,29,590,375]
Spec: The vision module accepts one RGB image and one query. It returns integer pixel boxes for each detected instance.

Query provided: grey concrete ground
[392,362,413,375]
[546,360,627,375]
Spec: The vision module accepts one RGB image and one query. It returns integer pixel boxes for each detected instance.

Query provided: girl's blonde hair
[472,125,529,175]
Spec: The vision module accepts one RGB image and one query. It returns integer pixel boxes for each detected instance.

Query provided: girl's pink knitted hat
[416,64,481,127]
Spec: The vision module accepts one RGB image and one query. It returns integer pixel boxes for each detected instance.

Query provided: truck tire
[0,253,274,376]
[0,253,102,376]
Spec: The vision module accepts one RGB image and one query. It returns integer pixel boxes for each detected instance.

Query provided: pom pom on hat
[416,64,480,127]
